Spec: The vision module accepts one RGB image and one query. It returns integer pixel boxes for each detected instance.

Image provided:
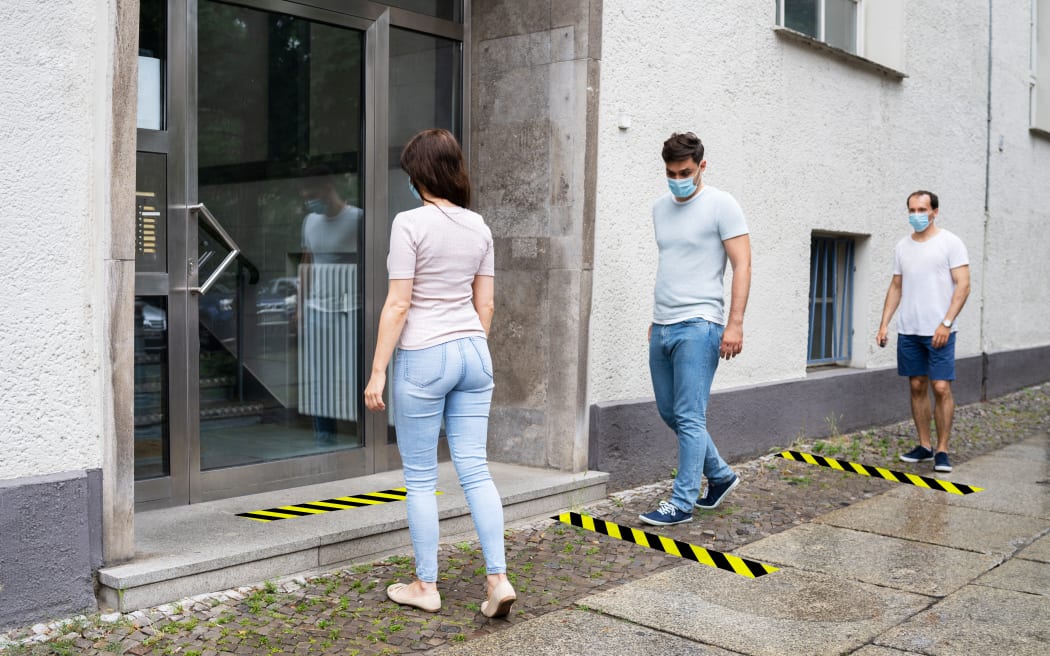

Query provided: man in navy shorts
[876,190,971,473]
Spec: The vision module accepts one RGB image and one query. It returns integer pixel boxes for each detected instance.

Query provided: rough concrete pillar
[470,1,601,471]
[103,0,140,565]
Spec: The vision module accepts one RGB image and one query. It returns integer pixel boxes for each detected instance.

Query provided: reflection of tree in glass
[197,2,362,176]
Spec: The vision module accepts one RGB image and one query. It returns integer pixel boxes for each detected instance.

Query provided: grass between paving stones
[2,383,1047,655]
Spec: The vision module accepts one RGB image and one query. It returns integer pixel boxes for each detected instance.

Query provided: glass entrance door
[134,0,464,507]
[192,1,370,499]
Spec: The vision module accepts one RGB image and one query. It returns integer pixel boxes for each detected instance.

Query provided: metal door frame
[134,0,466,508]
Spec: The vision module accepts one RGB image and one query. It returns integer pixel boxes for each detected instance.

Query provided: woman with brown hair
[364,128,515,617]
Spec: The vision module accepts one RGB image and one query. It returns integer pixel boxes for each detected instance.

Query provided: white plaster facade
[0,0,117,481]
[589,0,1050,405]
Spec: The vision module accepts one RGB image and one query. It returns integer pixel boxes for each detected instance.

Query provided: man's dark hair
[400,128,471,208]
[907,190,939,210]
[302,164,338,192]
[662,132,704,164]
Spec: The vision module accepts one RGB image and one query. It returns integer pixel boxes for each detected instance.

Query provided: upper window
[775,0,906,77]
[777,0,859,54]
[1033,0,1050,136]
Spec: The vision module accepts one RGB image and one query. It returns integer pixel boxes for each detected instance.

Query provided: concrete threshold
[98,463,607,612]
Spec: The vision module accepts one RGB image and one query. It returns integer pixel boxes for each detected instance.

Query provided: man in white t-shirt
[876,190,971,473]
[298,167,363,445]
[638,132,752,527]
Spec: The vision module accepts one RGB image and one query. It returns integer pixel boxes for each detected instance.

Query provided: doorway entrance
[133,0,464,507]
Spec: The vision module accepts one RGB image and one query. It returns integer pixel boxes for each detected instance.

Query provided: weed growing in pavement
[784,475,813,487]
[824,412,843,439]
[455,541,474,553]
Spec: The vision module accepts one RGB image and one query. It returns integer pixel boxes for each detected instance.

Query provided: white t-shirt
[300,205,363,312]
[301,205,363,264]
[652,186,750,325]
[387,205,494,350]
[893,228,969,336]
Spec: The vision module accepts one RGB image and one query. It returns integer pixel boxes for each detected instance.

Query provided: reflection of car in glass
[141,303,167,332]
[256,277,299,331]
[200,281,237,348]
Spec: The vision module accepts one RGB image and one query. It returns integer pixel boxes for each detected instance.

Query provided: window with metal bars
[808,235,855,365]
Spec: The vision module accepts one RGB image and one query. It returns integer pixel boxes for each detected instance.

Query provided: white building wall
[588,0,1038,404]
[0,0,113,480]
[984,1,1050,353]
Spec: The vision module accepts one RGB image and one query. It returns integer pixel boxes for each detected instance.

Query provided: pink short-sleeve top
[387,205,494,350]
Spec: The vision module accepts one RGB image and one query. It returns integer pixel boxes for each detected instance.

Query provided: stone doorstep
[98,463,608,613]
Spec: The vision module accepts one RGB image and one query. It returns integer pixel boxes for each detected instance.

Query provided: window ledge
[774,26,907,80]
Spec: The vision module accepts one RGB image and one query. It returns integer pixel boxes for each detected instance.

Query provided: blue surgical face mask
[667,175,698,198]
[304,198,326,215]
[908,212,930,232]
[409,181,422,202]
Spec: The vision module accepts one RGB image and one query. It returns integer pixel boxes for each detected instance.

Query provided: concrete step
[97,462,608,612]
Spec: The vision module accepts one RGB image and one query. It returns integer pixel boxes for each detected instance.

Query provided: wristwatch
[941,319,953,328]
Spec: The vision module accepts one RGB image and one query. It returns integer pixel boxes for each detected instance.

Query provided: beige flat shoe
[386,582,441,612]
[481,578,516,618]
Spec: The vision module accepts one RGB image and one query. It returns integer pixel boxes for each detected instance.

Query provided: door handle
[186,203,258,293]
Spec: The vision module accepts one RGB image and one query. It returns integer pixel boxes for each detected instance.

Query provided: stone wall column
[470,1,601,471]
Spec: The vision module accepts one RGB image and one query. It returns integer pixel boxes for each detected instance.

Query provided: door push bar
[188,203,258,294]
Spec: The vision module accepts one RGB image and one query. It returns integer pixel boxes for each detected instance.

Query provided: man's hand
[932,324,951,349]
[648,324,652,342]
[876,325,889,348]
[720,322,743,359]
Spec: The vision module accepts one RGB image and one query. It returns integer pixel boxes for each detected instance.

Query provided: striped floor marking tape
[775,450,983,495]
[236,488,439,522]
[551,512,778,579]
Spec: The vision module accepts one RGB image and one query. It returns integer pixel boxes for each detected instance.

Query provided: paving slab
[950,453,1050,486]
[851,646,924,656]
[434,608,741,655]
[887,462,1050,520]
[814,494,1049,558]
[875,585,1050,656]
[1016,532,1050,563]
[579,563,931,656]
[992,435,1050,462]
[973,558,1050,597]
[735,523,997,597]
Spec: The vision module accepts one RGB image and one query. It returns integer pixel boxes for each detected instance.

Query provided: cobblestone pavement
[3,383,1048,655]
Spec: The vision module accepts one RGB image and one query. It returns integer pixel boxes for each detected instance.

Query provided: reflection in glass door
[194,1,367,486]
[134,0,466,505]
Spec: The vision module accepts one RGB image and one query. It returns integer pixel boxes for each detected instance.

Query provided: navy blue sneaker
[899,445,934,463]
[934,452,952,472]
[639,500,692,526]
[695,473,740,510]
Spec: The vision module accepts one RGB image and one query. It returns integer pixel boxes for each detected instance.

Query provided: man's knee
[909,376,929,395]
[931,380,953,398]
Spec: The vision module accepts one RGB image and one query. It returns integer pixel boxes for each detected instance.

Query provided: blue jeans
[393,336,506,582]
[649,318,735,513]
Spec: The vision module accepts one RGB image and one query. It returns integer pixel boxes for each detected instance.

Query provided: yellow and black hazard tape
[237,487,440,522]
[551,512,778,579]
[774,450,983,495]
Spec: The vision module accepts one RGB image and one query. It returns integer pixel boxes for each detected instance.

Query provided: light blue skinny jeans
[649,318,735,513]
[393,336,506,582]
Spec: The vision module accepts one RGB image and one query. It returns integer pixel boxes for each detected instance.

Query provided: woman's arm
[364,279,414,411]
[472,275,495,336]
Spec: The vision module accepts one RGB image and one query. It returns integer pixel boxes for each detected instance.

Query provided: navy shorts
[897,333,956,381]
